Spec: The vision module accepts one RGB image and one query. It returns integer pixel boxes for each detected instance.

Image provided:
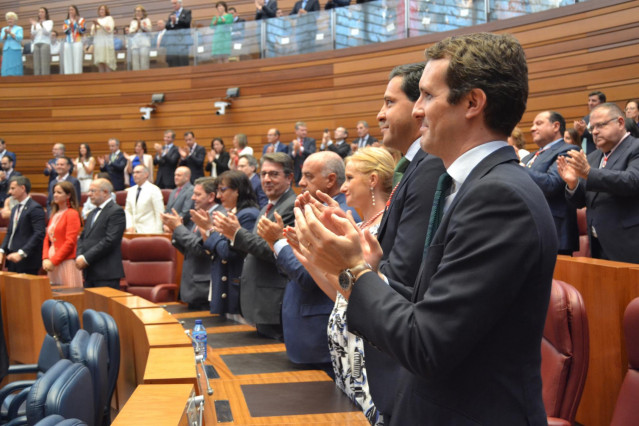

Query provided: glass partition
[6,0,582,76]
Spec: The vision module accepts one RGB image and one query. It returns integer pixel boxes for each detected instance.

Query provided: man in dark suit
[573,90,606,155]
[258,151,357,368]
[47,157,82,208]
[76,179,126,289]
[352,120,378,149]
[238,154,268,208]
[523,111,578,255]
[0,155,21,204]
[228,153,296,340]
[262,128,289,155]
[559,102,639,264]
[0,176,45,275]
[162,177,225,310]
[294,33,556,425]
[0,138,16,167]
[166,0,192,67]
[362,63,445,419]
[43,143,73,184]
[98,138,127,191]
[178,131,205,182]
[288,121,316,185]
[255,0,278,20]
[289,0,319,53]
[154,130,181,189]
[165,166,194,225]
[326,127,352,158]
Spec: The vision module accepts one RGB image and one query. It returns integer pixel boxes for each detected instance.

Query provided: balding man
[165,166,194,224]
[559,102,639,263]
[258,151,358,367]
[262,128,289,155]
[76,178,126,289]
[125,165,164,234]
[523,111,578,255]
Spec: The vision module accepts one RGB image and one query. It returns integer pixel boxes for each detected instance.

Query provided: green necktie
[393,156,410,186]
[423,172,452,257]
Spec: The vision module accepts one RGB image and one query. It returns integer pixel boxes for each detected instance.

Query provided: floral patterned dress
[327,223,382,426]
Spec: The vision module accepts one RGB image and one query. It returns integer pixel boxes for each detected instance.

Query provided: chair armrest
[0,380,35,420]
[7,364,38,375]
[7,388,30,419]
[150,284,178,303]
[547,417,571,426]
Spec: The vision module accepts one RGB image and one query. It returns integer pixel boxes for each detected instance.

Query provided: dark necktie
[393,157,410,186]
[8,204,23,250]
[91,207,101,228]
[265,202,274,217]
[423,172,452,256]
[136,186,142,203]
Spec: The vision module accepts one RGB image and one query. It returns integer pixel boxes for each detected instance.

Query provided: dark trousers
[7,262,40,276]
[84,279,120,289]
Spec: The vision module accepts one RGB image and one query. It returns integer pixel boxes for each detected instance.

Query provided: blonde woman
[91,4,116,72]
[1,12,24,76]
[129,5,152,71]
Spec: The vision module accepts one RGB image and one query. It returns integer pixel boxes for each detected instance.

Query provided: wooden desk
[114,296,159,310]
[554,256,639,426]
[5,275,52,364]
[131,307,180,325]
[143,347,197,386]
[111,384,193,426]
[84,287,131,314]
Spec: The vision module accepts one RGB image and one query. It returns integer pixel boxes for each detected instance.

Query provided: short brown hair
[261,152,293,176]
[425,33,528,136]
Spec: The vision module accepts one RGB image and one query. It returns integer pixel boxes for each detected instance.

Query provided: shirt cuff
[566,182,580,195]
[273,239,289,257]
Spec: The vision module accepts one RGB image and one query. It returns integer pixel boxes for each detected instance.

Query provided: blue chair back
[38,300,81,373]
[69,330,108,426]
[82,309,120,425]
[25,359,94,425]
[35,415,88,426]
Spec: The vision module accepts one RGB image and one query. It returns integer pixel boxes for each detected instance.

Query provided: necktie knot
[393,157,411,186]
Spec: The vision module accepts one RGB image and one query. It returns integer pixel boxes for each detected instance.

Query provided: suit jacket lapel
[378,150,427,238]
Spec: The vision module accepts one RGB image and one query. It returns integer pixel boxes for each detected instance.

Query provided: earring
[370,187,375,206]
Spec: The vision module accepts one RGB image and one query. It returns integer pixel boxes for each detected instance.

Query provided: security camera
[215,101,230,116]
[140,107,154,120]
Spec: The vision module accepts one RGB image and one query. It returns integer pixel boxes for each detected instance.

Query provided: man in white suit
[125,165,164,234]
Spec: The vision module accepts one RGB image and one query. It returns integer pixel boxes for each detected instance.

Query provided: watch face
[338,270,352,290]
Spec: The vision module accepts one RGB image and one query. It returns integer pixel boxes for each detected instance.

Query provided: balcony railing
[4,0,582,76]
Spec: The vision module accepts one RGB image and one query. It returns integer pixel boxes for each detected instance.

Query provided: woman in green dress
[210,1,233,62]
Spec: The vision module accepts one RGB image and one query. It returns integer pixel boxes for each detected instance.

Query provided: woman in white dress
[30,7,53,75]
[128,5,152,71]
[62,5,85,74]
[74,143,96,194]
[90,4,116,72]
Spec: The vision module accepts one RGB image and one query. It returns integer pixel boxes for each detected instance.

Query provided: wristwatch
[338,262,372,292]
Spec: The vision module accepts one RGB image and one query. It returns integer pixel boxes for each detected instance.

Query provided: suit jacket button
[211,255,215,260]
[221,293,227,298]
[221,276,227,282]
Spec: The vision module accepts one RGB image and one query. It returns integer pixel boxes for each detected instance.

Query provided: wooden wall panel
[0,0,638,195]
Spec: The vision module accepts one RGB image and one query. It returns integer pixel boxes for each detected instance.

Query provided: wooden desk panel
[111,384,193,426]
[0,272,17,357]
[143,347,197,386]
[131,307,180,325]
[554,256,639,426]
[5,275,52,364]
[84,287,131,314]
[113,296,159,310]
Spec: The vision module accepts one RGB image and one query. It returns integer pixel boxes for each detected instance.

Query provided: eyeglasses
[217,186,229,193]
[260,171,282,178]
[590,117,619,131]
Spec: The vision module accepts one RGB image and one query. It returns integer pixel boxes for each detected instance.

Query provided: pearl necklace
[358,209,385,229]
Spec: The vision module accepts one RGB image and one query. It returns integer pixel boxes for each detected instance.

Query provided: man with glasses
[76,178,125,288]
[229,152,296,339]
[558,102,639,263]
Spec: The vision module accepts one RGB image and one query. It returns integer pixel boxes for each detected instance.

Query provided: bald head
[174,166,191,187]
[299,151,345,198]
